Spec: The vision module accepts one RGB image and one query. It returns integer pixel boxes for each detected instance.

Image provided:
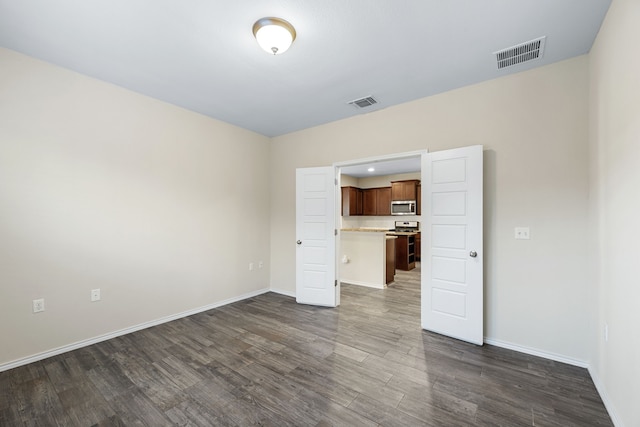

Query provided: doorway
[336,151,424,311]
[296,146,484,345]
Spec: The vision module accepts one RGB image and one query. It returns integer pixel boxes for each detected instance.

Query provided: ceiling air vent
[494,36,546,70]
[348,96,378,109]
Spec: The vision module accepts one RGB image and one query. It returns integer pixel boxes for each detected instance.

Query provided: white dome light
[253,17,296,55]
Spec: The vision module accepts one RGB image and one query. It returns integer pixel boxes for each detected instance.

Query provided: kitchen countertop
[341,228,419,236]
[341,228,389,232]
[386,231,419,236]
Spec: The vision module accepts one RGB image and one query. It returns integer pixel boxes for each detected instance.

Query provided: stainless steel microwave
[391,200,416,215]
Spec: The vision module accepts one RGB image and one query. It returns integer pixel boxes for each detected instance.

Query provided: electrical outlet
[91,289,101,302]
[258,261,264,269]
[32,298,45,313]
[249,262,254,271]
[515,227,530,240]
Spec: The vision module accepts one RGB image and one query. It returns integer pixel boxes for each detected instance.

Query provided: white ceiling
[341,157,422,178]
[0,1,611,137]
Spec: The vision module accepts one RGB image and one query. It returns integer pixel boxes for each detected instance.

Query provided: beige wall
[0,48,271,366]
[1,15,635,421]
[589,0,640,425]
[355,172,421,189]
[340,174,359,187]
[271,56,591,362]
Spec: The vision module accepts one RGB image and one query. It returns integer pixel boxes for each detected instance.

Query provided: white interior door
[295,167,337,307]
[421,145,483,345]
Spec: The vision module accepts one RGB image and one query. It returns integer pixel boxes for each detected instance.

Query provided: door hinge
[334,229,338,236]
[335,178,338,185]
[335,280,338,287]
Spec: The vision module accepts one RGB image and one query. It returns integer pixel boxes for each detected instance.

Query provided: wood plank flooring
[0,267,612,426]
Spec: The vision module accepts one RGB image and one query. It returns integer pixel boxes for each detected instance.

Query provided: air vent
[494,36,546,69]
[348,96,378,109]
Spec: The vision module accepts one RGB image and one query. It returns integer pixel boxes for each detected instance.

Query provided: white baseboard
[341,279,385,289]
[588,366,623,427]
[483,337,589,368]
[269,288,296,298]
[486,338,621,425]
[0,287,270,373]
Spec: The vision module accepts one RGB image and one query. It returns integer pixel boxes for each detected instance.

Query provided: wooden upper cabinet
[391,181,407,200]
[355,188,363,214]
[377,187,391,216]
[416,183,421,215]
[391,180,420,201]
[341,186,363,216]
[362,188,377,216]
[363,187,392,216]
[344,185,392,216]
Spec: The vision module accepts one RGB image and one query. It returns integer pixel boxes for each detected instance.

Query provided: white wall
[270,56,591,363]
[589,0,640,425]
[0,48,271,367]
[340,232,387,289]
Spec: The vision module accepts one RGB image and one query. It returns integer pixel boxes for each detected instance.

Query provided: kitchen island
[340,229,397,288]
[386,231,418,271]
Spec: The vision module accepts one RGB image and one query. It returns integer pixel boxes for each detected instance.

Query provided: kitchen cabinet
[416,183,421,215]
[377,187,391,216]
[363,187,392,216]
[386,237,396,284]
[341,186,363,216]
[391,180,420,201]
[415,232,421,261]
[362,188,377,215]
[394,234,416,271]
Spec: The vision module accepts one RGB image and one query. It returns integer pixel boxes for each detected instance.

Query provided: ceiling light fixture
[368,167,375,172]
[252,17,296,55]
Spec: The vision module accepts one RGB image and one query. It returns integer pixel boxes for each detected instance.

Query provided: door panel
[422,145,483,345]
[432,192,466,216]
[432,225,466,249]
[432,288,467,317]
[296,167,337,307]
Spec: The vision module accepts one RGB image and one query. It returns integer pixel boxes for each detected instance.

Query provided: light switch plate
[515,227,530,240]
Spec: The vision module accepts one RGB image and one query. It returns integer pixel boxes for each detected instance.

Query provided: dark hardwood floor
[0,267,612,426]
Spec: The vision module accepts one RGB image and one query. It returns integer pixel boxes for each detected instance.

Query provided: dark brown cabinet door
[391,182,404,200]
[377,187,391,216]
[362,188,377,215]
[415,232,421,261]
[343,186,392,216]
[341,187,363,216]
[386,238,396,284]
[417,183,421,215]
[391,180,420,201]
[341,187,348,216]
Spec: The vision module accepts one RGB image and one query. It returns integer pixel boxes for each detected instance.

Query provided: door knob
[296,240,302,245]
[469,251,477,258]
